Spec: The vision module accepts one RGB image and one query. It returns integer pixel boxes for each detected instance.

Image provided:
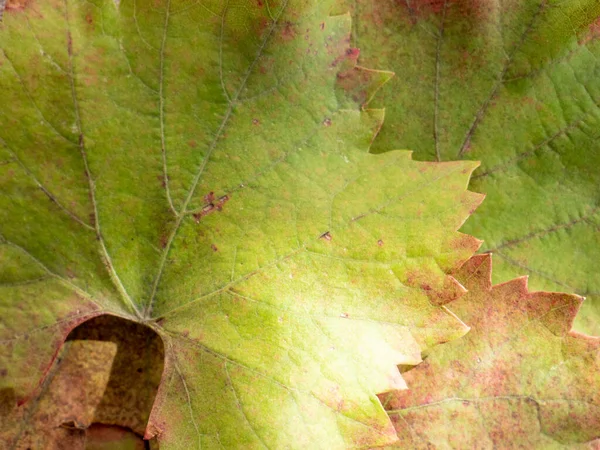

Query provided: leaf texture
[341,0,600,335]
[385,254,600,448]
[0,0,483,447]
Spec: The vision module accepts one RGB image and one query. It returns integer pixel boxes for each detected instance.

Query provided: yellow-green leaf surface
[342,0,600,335]
[0,1,482,447]
[384,254,600,448]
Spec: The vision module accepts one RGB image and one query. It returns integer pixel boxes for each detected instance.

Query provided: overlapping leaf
[385,254,600,448]
[1,316,162,449]
[341,0,600,335]
[0,0,483,447]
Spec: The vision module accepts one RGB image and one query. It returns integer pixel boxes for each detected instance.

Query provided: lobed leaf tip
[494,274,529,294]
[462,255,588,338]
[440,305,471,339]
[454,252,492,291]
[529,291,584,336]
[336,65,394,111]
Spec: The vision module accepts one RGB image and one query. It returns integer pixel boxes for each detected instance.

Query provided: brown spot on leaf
[215,195,229,211]
[193,194,230,222]
[211,244,218,252]
[331,47,360,68]
[159,234,168,248]
[336,65,381,107]
[377,239,384,247]
[204,191,215,204]
[281,21,296,41]
[345,47,360,59]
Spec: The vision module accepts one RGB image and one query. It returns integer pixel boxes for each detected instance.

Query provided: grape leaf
[0,0,483,447]
[385,254,600,448]
[341,0,600,335]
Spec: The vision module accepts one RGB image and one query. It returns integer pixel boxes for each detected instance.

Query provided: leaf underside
[0,1,483,448]
[1,316,163,449]
[342,0,600,336]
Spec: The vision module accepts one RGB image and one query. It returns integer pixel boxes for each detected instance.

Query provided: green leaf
[342,0,600,335]
[0,1,482,447]
[384,254,600,448]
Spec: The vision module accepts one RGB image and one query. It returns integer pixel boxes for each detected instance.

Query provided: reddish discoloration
[214,194,229,210]
[281,21,296,41]
[336,68,369,106]
[386,254,600,447]
[345,47,360,59]
[4,0,31,11]
[423,275,468,306]
[211,244,218,252]
[15,308,103,407]
[579,17,600,45]
[323,117,332,127]
[331,47,360,68]
[193,194,230,223]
